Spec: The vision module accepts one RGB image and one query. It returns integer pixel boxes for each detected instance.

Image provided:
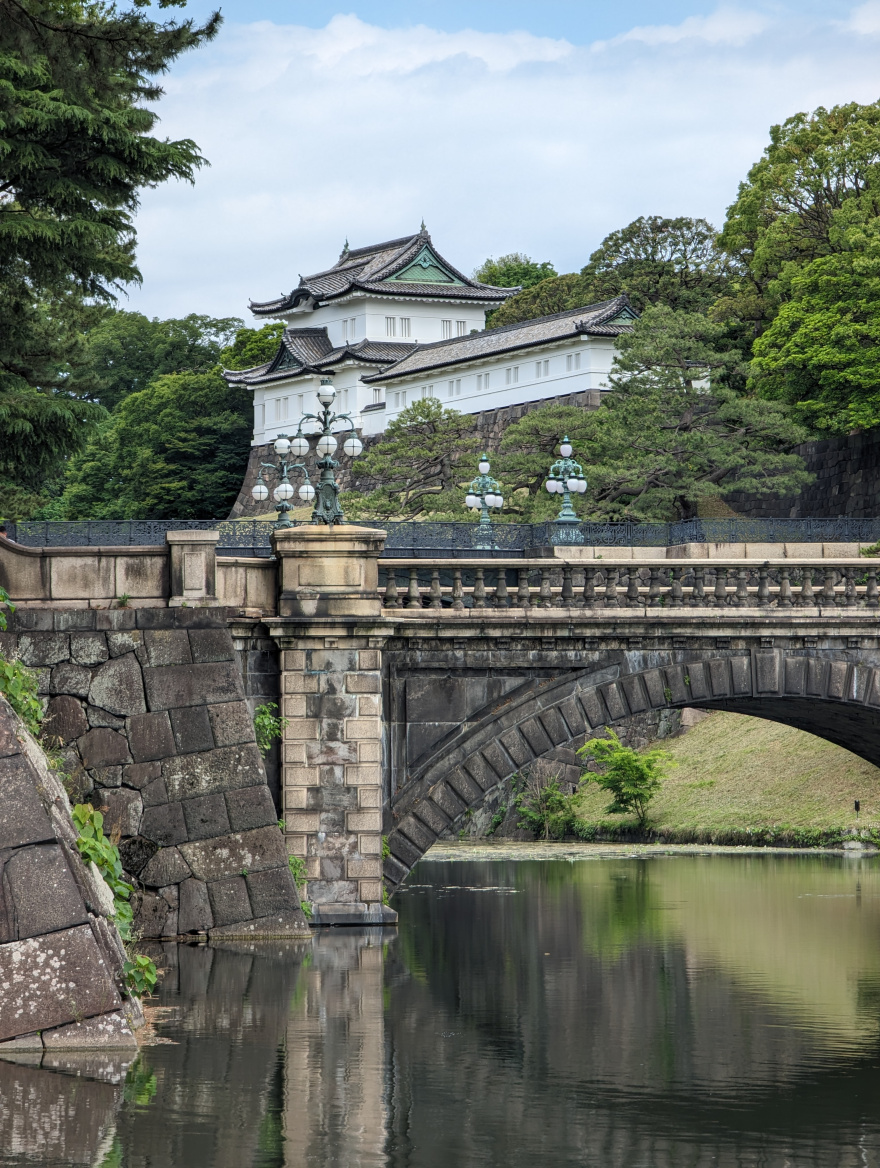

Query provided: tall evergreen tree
[0,0,220,495]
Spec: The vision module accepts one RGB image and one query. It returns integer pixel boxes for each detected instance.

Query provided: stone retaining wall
[0,608,309,941]
[0,695,140,1051]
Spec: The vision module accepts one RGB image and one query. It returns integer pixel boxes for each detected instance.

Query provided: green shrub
[0,588,43,736]
[288,853,312,919]
[254,702,289,757]
[515,773,578,839]
[578,728,674,827]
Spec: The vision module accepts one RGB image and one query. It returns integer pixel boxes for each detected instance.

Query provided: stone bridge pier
[262,529,880,918]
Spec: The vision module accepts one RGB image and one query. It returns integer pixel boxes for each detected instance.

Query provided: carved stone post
[266,526,395,925]
[167,530,219,607]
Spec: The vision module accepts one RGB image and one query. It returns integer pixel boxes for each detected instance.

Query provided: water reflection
[4,854,880,1166]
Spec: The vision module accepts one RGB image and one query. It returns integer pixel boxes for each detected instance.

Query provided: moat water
[5,847,880,1167]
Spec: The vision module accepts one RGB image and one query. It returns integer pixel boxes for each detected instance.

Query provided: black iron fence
[5,516,880,558]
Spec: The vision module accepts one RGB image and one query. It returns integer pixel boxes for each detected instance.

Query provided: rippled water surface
[5,850,880,1166]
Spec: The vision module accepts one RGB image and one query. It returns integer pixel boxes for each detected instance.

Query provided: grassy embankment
[572,711,880,846]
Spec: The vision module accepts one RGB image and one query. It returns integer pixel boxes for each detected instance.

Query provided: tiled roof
[222,328,415,388]
[362,297,637,384]
[249,229,514,315]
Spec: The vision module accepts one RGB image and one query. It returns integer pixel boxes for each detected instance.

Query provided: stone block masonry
[1,608,310,941]
[0,695,141,1051]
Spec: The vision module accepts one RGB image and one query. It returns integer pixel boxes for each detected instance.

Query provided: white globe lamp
[343,435,363,457]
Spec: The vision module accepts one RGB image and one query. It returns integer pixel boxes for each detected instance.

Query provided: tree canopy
[67,310,243,410]
[60,369,252,520]
[498,307,810,521]
[473,253,558,290]
[491,217,731,328]
[718,100,880,336]
[0,0,219,507]
[749,222,880,434]
[342,398,479,521]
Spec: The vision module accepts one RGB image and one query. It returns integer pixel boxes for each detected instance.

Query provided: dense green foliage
[749,223,880,433]
[72,803,134,937]
[498,307,810,521]
[343,398,479,520]
[0,0,219,511]
[515,774,578,840]
[718,100,880,337]
[60,369,252,519]
[578,729,673,827]
[491,217,732,327]
[473,252,558,290]
[0,586,43,734]
[68,310,242,410]
[220,321,286,371]
[253,702,288,758]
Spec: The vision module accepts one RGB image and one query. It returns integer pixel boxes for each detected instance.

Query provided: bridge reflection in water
[4,853,880,1166]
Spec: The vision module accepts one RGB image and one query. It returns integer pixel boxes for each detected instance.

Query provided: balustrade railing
[378,560,880,611]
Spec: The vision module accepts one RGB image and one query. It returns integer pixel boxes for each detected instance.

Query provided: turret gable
[249,228,514,317]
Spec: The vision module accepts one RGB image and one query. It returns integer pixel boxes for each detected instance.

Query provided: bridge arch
[384,649,880,887]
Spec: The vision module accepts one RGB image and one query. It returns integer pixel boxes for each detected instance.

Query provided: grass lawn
[573,711,880,838]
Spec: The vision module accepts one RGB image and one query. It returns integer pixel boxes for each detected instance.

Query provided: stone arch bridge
[4,525,880,922]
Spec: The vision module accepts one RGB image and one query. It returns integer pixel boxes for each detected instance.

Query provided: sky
[125,0,880,321]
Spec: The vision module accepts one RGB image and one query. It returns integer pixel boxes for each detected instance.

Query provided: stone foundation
[0,696,140,1050]
[0,608,309,940]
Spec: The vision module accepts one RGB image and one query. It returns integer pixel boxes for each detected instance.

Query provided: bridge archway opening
[385,651,880,888]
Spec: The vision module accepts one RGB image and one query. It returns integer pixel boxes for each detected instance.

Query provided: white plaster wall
[276,295,489,346]
[374,336,618,429]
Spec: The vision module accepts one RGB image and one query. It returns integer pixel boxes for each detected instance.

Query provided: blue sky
[126,2,880,320]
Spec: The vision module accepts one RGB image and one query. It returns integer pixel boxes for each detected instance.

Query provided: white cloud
[124,7,880,321]
[593,6,769,49]
[846,2,880,33]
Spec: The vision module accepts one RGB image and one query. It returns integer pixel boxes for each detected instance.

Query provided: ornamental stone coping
[127,711,175,763]
[142,661,244,711]
[78,728,131,769]
[41,1010,137,1051]
[178,826,289,881]
[169,706,214,754]
[2,845,89,941]
[88,654,146,717]
[0,925,121,1042]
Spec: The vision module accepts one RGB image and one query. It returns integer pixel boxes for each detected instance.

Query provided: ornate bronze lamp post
[465,453,503,550]
[251,378,363,527]
[545,436,587,544]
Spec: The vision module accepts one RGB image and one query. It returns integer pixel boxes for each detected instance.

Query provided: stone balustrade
[379,558,880,612]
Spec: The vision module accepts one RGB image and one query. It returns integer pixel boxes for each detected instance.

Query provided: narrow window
[400,317,411,338]
[566,354,572,372]
[506,368,511,386]
[259,403,265,428]
[484,371,490,389]
[448,380,454,398]
[402,390,407,406]
[342,319,349,342]
[575,352,581,370]
[386,316,397,337]
[281,397,289,420]
[350,317,357,338]
[456,320,466,336]
[543,360,549,377]
[455,379,461,396]
[393,392,400,409]
[441,319,453,339]
[535,361,542,378]
[297,394,304,417]
[373,387,384,405]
